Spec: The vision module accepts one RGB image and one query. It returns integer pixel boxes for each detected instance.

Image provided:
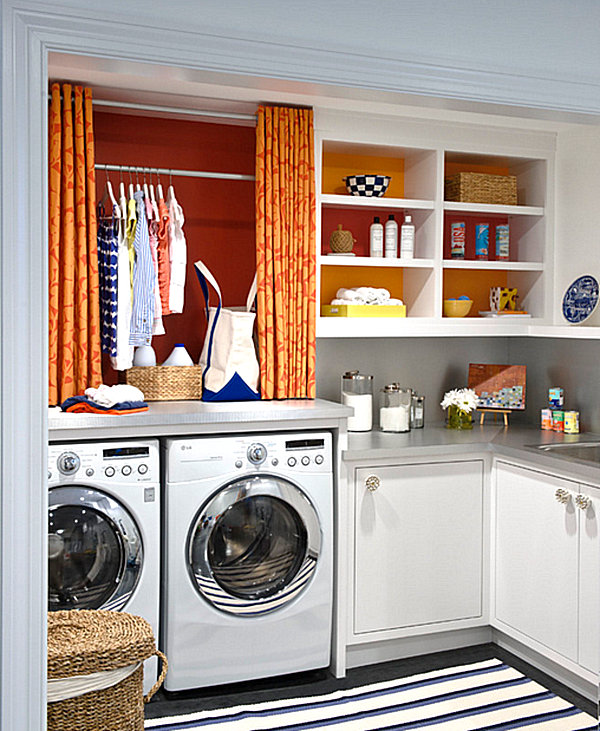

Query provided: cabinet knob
[575,494,591,511]
[555,488,572,504]
[365,475,380,492]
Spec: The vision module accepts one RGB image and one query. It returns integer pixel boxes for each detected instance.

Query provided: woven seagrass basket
[444,172,517,205]
[48,610,167,731]
[122,365,203,401]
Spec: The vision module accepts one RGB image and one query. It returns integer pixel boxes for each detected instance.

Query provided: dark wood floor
[145,642,599,721]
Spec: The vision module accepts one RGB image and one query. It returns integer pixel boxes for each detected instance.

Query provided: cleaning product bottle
[369,216,384,257]
[384,214,398,258]
[400,214,415,259]
[163,343,194,366]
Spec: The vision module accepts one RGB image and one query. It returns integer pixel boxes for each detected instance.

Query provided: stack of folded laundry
[60,384,149,414]
[331,287,404,306]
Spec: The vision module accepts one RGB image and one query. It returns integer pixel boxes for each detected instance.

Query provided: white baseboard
[492,629,599,703]
[345,627,493,669]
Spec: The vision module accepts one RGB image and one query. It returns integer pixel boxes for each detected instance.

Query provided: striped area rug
[145,659,597,730]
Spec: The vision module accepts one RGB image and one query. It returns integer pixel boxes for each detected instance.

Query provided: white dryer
[48,439,160,694]
[162,432,333,691]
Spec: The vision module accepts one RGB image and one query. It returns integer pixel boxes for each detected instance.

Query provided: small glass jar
[341,371,373,432]
[379,385,412,433]
[411,394,425,429]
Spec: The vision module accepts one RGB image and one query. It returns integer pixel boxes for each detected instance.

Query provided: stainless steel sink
[532,442,600,465]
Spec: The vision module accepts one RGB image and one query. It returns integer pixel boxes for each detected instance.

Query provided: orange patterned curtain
[48,83,102,405]
[255,105,316,400]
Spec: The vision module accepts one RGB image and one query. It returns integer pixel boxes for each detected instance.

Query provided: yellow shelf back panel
[322,152,405,197]
[321,265,404,306]
[443,269,508,317]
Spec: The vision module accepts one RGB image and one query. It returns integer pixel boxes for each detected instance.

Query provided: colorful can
[541,408,553,430]
[549,387,564,409]
[564,411,580,434]
[475,223,489,260]
[495,224,510,260]
[450,222,465,259]
[552,410,565,432]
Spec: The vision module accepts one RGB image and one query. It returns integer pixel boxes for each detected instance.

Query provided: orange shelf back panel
[443,269,508,317]
[322,151,405,198]
[321,265,404,306]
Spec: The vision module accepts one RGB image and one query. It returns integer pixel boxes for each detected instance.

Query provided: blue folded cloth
[60,395,149,414]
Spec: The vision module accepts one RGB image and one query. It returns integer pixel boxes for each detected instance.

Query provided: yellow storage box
[321,304,406,318]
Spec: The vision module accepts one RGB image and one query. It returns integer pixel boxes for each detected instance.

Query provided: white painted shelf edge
[316,317,541,338]
[320,255,435,268]
[529,325,600,339]
[321,194,435,210]
[442,260,544,272]
[443,201,544,216]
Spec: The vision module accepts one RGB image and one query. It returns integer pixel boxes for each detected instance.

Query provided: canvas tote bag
[195,260,260,401]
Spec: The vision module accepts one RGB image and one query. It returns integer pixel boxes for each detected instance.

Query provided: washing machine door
[48,486,143,612]
[188,475,321,615]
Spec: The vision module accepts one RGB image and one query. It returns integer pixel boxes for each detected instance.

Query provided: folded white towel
[385,298,404,306]
[335,288,362,302]
[84,384,145,407]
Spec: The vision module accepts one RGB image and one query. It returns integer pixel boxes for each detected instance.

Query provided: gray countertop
[48,398,352,441]
[346,423,600,486]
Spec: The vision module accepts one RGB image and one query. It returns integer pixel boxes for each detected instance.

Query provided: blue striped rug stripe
[145,659,597,730]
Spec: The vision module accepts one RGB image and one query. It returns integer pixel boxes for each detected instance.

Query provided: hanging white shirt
[110,195,134,370]
[167,185,186,314]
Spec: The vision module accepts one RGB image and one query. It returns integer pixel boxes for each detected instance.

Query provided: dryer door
[48,486,143,611]
[188,475,321,615]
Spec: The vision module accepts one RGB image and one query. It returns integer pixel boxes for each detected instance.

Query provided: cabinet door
[495,463,578,662]
[578,487,599,674]
[354,460,483,635]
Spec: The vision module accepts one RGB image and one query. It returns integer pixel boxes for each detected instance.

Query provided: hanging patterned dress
[96,204,119,358]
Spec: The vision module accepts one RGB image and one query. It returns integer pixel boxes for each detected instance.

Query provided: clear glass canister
[411,394,425,429]
[379,385,412,433]
[341,371,373,432]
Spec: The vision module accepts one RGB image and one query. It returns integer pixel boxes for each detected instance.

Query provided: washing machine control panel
[48,441,159,485]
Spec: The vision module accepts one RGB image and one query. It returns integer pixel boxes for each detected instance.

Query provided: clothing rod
[95,163,255,182]
[48,93,256,123]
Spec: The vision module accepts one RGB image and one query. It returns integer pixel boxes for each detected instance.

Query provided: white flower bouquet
[440,388,479,429]
[440,388,479,413]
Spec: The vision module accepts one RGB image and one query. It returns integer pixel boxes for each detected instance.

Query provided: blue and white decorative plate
[562,274,600,324]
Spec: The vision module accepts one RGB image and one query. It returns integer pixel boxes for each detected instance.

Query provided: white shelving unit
[315,124,556,337]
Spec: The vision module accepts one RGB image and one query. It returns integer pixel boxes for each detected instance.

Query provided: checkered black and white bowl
[344,174,391,197]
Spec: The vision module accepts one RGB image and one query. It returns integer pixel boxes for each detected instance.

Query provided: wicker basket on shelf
[47,610,167,731]
[444,172,517,205]
[122,365,203,401]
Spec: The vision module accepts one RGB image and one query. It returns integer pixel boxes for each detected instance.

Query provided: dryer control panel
[48,440,160,485]
[167,432,333,483]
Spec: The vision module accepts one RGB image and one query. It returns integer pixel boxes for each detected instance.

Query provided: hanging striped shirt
[129,190,155,346]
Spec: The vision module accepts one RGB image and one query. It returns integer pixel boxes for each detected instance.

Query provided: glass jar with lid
[379,385,412,432]
[410,394,425,429]
[341,371,373,432]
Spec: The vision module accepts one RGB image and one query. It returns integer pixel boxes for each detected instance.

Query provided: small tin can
[495,224,510,260]
[564,411,580,434]
[549,387,564,409]
[450,222,465,259]
[552,410,565,432]
[475,223,489,260]
[541,408,553,430]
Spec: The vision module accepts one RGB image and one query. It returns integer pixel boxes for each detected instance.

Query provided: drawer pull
[575,494,591,511]
[555,488,572,505]
[365,475,380,492]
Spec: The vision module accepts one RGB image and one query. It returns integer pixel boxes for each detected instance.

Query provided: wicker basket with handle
[444,172,517,205]
[48,610,167,731]
[122,365,202,401]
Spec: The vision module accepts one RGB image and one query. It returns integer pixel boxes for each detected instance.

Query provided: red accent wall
[93,111,256,381]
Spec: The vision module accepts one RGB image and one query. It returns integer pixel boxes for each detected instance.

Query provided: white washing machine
[162,431,333,691]
[48,439,160,694]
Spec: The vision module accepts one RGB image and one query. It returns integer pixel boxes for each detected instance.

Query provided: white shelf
[321,194,435,210]
[528,325,600,339]
[316,316,533,338]
[442,259,544,272]
[443,201,544,216]
[320,255,435,268]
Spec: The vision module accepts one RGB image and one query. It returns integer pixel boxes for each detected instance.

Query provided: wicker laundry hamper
[48,610,167,731]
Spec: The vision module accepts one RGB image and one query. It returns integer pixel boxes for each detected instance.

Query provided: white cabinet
[354,459,484,635]
[494,461,599,674]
